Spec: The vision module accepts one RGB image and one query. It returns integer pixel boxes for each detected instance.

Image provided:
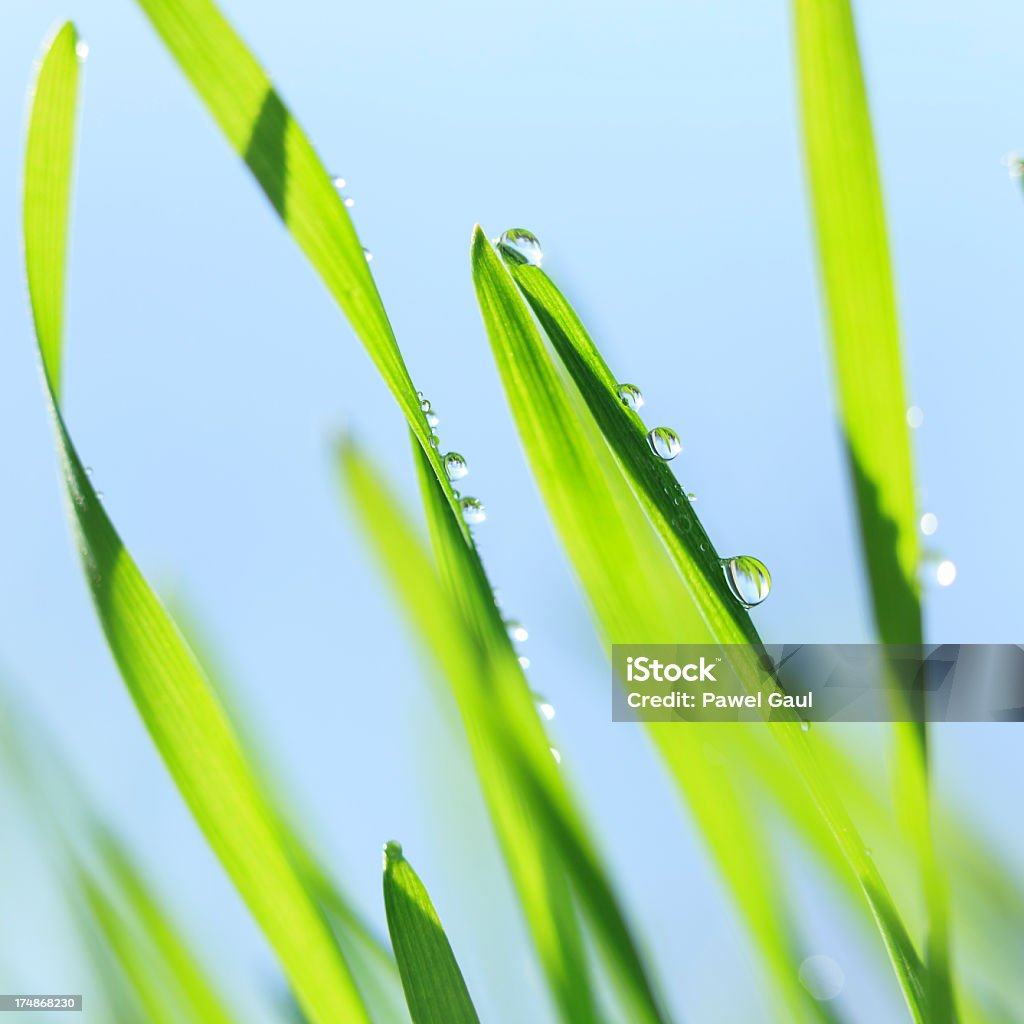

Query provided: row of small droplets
[415,389,559,751]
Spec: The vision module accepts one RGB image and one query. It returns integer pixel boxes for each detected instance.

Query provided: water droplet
[426,411,440,429]
[497,228,543,267]
[800,721,810,733]
[687,493,697,503]
[505,620,529,643]
[95,490,105,500]
[428,433,440,449]
[936,559,956,587]
[518,656,531,670]
[75,40,90,60]
[538,701,555,720]
[85,466,94,477]
[798,955,844,1002]
[460,497,486,524]
[1006,153,1024,179]
[647,427,681,461]
[722,555,772,607]
[549,747,562,764]
[443,452,469,481]
[343,197,355,208]
[332,176,347,190]
[419,396,432,413]
[363,248,373,262]
[906,406,924,429]
[920,512,938,536]
[616,383,644,411]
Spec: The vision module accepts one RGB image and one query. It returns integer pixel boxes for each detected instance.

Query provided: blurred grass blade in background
[794,1,954,1018]
[22,24,370,1024]
[382,841,480,1024]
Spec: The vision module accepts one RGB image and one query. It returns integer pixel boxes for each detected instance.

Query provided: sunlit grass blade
[793,0,919,646]
[342,437,672,1024]
[793,3,954,1019]
[382,841,479,1024]
[507,264,756,648]
[23,25,369,1024]
[170,600,407,1021]
[127,0,453,491]
[473,227,930,1021]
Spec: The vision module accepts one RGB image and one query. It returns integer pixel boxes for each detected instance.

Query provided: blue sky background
[1,0,1023,1020]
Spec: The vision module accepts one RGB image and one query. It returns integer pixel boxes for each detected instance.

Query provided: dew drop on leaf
[505,620,529,643]
[460,497,486,524]
[616,383,644,411]
[443,452,469,481]
[497,228,543,267]
[647,427,681,461]
[721,555,772,607]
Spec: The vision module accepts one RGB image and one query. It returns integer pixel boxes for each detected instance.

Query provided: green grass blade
[342,438,672,1024]
[793,3,954,1019]
[169,601,407,1022]
[22,26,369,1024]
[382,842,480,1024]
[126,0,451,484]
[472,227,930,1021]
[793,0,919,645]
[507,264,756,648]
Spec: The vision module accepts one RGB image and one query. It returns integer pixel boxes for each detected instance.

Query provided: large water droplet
[497,229,543,267]
[798,955,844,1002]
[616,383,644,411]
[505,620,529,643]
[426,410,440,428]
[419,395,432,413]
[460,497,486,524]
[443,452,469,481]
[722,555,772,607]
[428,433,440,449]
[647,427,681,461]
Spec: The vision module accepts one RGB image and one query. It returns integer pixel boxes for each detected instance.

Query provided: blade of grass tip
[473,227,929,1021]
[382,841,480,1024]
[410,437,673,1024]
[344,436,672,1024]
[22,26,369,1024]
[168,600,406,1022]
[126,0,454,491]
[793,2,954,1019]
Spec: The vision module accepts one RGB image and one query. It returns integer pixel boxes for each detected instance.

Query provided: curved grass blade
[169,600,406,1022]
[793,3,954,1019]
[383,842,479,1024]
[126,0,453,493]
[23,25,369,1024]
[342,438,672,1024]
[472,227,929,1022]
